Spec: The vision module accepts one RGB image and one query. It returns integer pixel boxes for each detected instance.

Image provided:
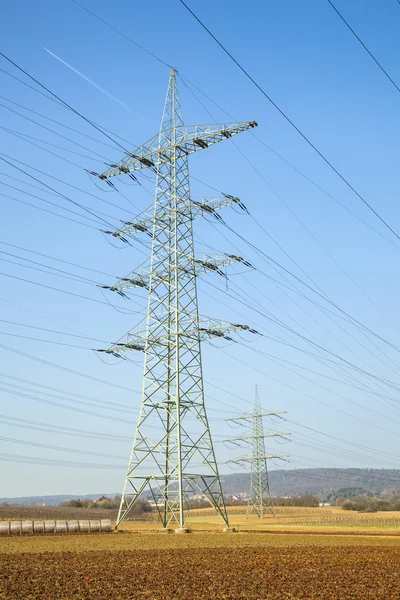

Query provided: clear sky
[0,0,399,498]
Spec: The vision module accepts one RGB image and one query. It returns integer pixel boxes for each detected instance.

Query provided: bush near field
[0,497,153,521]
[340,495,400,512]
[223,494,319,508]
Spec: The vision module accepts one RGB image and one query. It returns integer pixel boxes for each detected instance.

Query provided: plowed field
[1,544,400,599]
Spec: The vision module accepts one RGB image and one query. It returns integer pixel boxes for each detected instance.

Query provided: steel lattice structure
[97,68,257,529]
[227,385,289,518]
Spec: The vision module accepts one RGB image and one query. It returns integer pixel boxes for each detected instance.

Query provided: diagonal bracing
[227,385,289,518]
[97,68,257,529]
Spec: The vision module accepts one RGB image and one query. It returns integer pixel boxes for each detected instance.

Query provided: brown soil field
[1,541,400,599]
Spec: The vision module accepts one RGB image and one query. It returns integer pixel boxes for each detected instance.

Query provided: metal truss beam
[99,68,257,529]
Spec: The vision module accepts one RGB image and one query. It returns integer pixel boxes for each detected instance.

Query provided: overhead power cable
[0,452,123,470]
[209,381,400,465]
[180,73,400,252]
[0,101,112,161]
[223,222,400,355]
[0,190,100,231]
[216,346,400,440]
[0,93,128,151]
[0,124,102,163]
[69,0,173,69]
[178,0,400,243]
[0,240,117,279]
[0,414,131,442]
[184,78,400,338]
[0,51,129,152]
[327,0,400,94]
[1,379,134,414]
[0,371,138,407]
[0,155,115,228]
[0,153,133,217]
[0,342,136,392]
[0,384,134,425]
[0,435,126,460]
[0,270,139,312]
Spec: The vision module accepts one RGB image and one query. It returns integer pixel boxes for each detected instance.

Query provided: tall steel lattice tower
[97,68,258,530]
[227,385,289,518]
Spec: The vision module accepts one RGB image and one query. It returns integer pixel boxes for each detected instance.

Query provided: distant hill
[2,469,400,505]
[221,468,400,498]
[0,494,117,507]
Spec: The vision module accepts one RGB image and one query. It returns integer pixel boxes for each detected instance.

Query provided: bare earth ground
[1,508,400,599]
[1,532,400,599]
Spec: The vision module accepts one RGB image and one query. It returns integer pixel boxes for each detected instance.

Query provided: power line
[68,0,173,69]
[0,270,139,311]
[0,240,117,279]
[0,155,116,228]
[0,92,129,151]
[224,222,400,355]
[0,189,100,231]
[0,124,102,163]
[178,0,400,243]
[1,379,135,414]
[210,381,400,466]
[327,0,400,94]
[0,153,134,217]
[0,371,138,408]
[0,452,123,470]
[0,435,126,460]
[0,414,131,442]
[216,346,400,441]
[180,73,400,252]
[182,78,400,362]
[0,342,137,392]
[0,384,134,425]
[0,51,129,152]
[0,251,103,286]
[0,101,112,161]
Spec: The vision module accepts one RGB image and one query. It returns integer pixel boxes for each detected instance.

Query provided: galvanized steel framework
[98,69,257,529]
[227,385,289,518]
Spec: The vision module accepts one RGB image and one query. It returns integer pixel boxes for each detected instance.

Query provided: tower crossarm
[99,122,258,180]
[96,330,146,358]
[104,195,248,239]
[99,273,150,295]
[194,254,253,277]
[95,318,259,356]
[227,410,286,424]
[192,194,248,219]
[197,318,259,342]
[229,453,289,465]
[226,432,290,444]
[101,255,252,294]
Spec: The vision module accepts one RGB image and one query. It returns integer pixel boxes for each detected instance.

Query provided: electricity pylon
[227,385,289,518]
[97,68,258,530]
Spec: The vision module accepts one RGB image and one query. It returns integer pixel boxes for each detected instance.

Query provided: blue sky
[0,0,400,497]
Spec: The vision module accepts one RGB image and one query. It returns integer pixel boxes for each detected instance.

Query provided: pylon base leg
[222,527,237,533]
[159,528,173,534]
[175,527,190,534]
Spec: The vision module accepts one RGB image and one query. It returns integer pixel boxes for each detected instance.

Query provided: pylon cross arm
[226,432,291,443]
[229,454,289,464]
[95,318,259,355]
[99,122,258,180]
[103,254,253,293]
[105,195,248,239]
[227,410,286,423]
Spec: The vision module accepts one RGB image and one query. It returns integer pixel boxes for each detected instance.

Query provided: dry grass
[2,531,400,555]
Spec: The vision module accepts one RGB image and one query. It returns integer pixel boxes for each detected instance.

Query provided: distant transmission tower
[227,385,289,518]
[97,68,258,530]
